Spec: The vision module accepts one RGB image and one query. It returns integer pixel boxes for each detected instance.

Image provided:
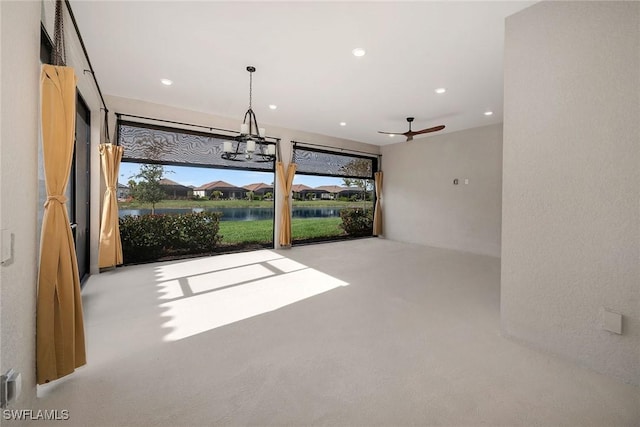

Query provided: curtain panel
[373,171,383,236]
[276,161,296,247]
[98,144,124,268]
[37,65,86,384]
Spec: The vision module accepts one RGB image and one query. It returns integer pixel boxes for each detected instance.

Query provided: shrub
[119,212,222,263]
[339,208,373,237]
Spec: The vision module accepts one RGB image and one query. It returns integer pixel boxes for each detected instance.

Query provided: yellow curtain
[37,65,86,384]
[277,161,297,247]
[373,171,383,236]
[98,144,124,268]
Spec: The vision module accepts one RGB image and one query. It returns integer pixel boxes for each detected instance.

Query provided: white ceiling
[70,1,535,146]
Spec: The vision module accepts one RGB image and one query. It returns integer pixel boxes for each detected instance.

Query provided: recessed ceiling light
[160,78,173,86]
[435,88,446,94]
[340,122,347,126]
[484,111,494,116]
[268,104,277,110]
[389,134,395,137]
[352,48,366,57]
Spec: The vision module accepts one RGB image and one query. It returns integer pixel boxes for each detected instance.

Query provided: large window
[291,144,378,244]
[117,119,277,264]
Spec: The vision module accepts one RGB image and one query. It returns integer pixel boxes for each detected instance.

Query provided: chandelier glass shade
[222,66,276,162]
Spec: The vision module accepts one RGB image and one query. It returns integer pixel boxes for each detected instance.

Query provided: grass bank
[218,217,344,245]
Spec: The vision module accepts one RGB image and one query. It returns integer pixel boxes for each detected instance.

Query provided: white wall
[105,95,380,248]
[1,0,41,409]
[501,1,640,385]
[381,124,503,257]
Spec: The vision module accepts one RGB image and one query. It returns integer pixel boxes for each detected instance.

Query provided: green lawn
[218,220,274,245]
[218,217,344,245]
[292,217,343,240]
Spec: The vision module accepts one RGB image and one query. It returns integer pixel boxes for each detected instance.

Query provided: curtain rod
[63,0,108,114]
[116,112,281,142]
[116,113,231,133]
[291,140,381,157]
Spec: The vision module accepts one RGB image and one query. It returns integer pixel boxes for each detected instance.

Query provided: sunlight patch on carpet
[155,251,349,341]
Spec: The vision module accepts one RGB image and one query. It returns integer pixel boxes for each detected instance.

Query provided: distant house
[291,184,314,200]
[117,183,130,201]
[313,185,341,200]
[193,180,245,199]
[243,182,274,198]
[313,185,361,200]
[159,178,192,199]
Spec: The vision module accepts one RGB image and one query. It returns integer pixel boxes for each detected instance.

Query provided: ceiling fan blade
[413,125,446,135]
[379,120,444,142]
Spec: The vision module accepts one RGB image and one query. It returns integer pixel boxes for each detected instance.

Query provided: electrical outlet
[1,369,21,408]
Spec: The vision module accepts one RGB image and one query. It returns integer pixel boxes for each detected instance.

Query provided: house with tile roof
[291,184,315,200]
[193,180,245,199]
[159,178,192,200]
[314,185,361,200]
[243,183,274,198]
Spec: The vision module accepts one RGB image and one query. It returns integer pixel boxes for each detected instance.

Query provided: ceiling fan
[378,117,445,142]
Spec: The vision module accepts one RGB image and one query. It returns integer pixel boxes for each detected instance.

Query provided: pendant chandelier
[221,66,276,162]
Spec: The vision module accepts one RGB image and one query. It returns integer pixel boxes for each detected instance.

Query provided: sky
[119,162,345,189]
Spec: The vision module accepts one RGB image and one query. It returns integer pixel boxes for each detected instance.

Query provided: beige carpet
[34,238,639,426]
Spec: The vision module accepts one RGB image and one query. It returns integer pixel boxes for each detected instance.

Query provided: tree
[341,159,374,208]
[245,191,255,202]
[211,190,222,200]
[128,164,166,214]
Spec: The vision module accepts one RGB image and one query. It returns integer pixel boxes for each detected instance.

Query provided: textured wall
[501,1,640,385]
[0,0,41,408]
[381,124,503,257]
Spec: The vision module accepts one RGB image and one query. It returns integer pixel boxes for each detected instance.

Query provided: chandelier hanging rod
[221,66,277,162]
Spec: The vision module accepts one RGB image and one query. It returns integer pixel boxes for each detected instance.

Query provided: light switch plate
[603,309,622,334]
